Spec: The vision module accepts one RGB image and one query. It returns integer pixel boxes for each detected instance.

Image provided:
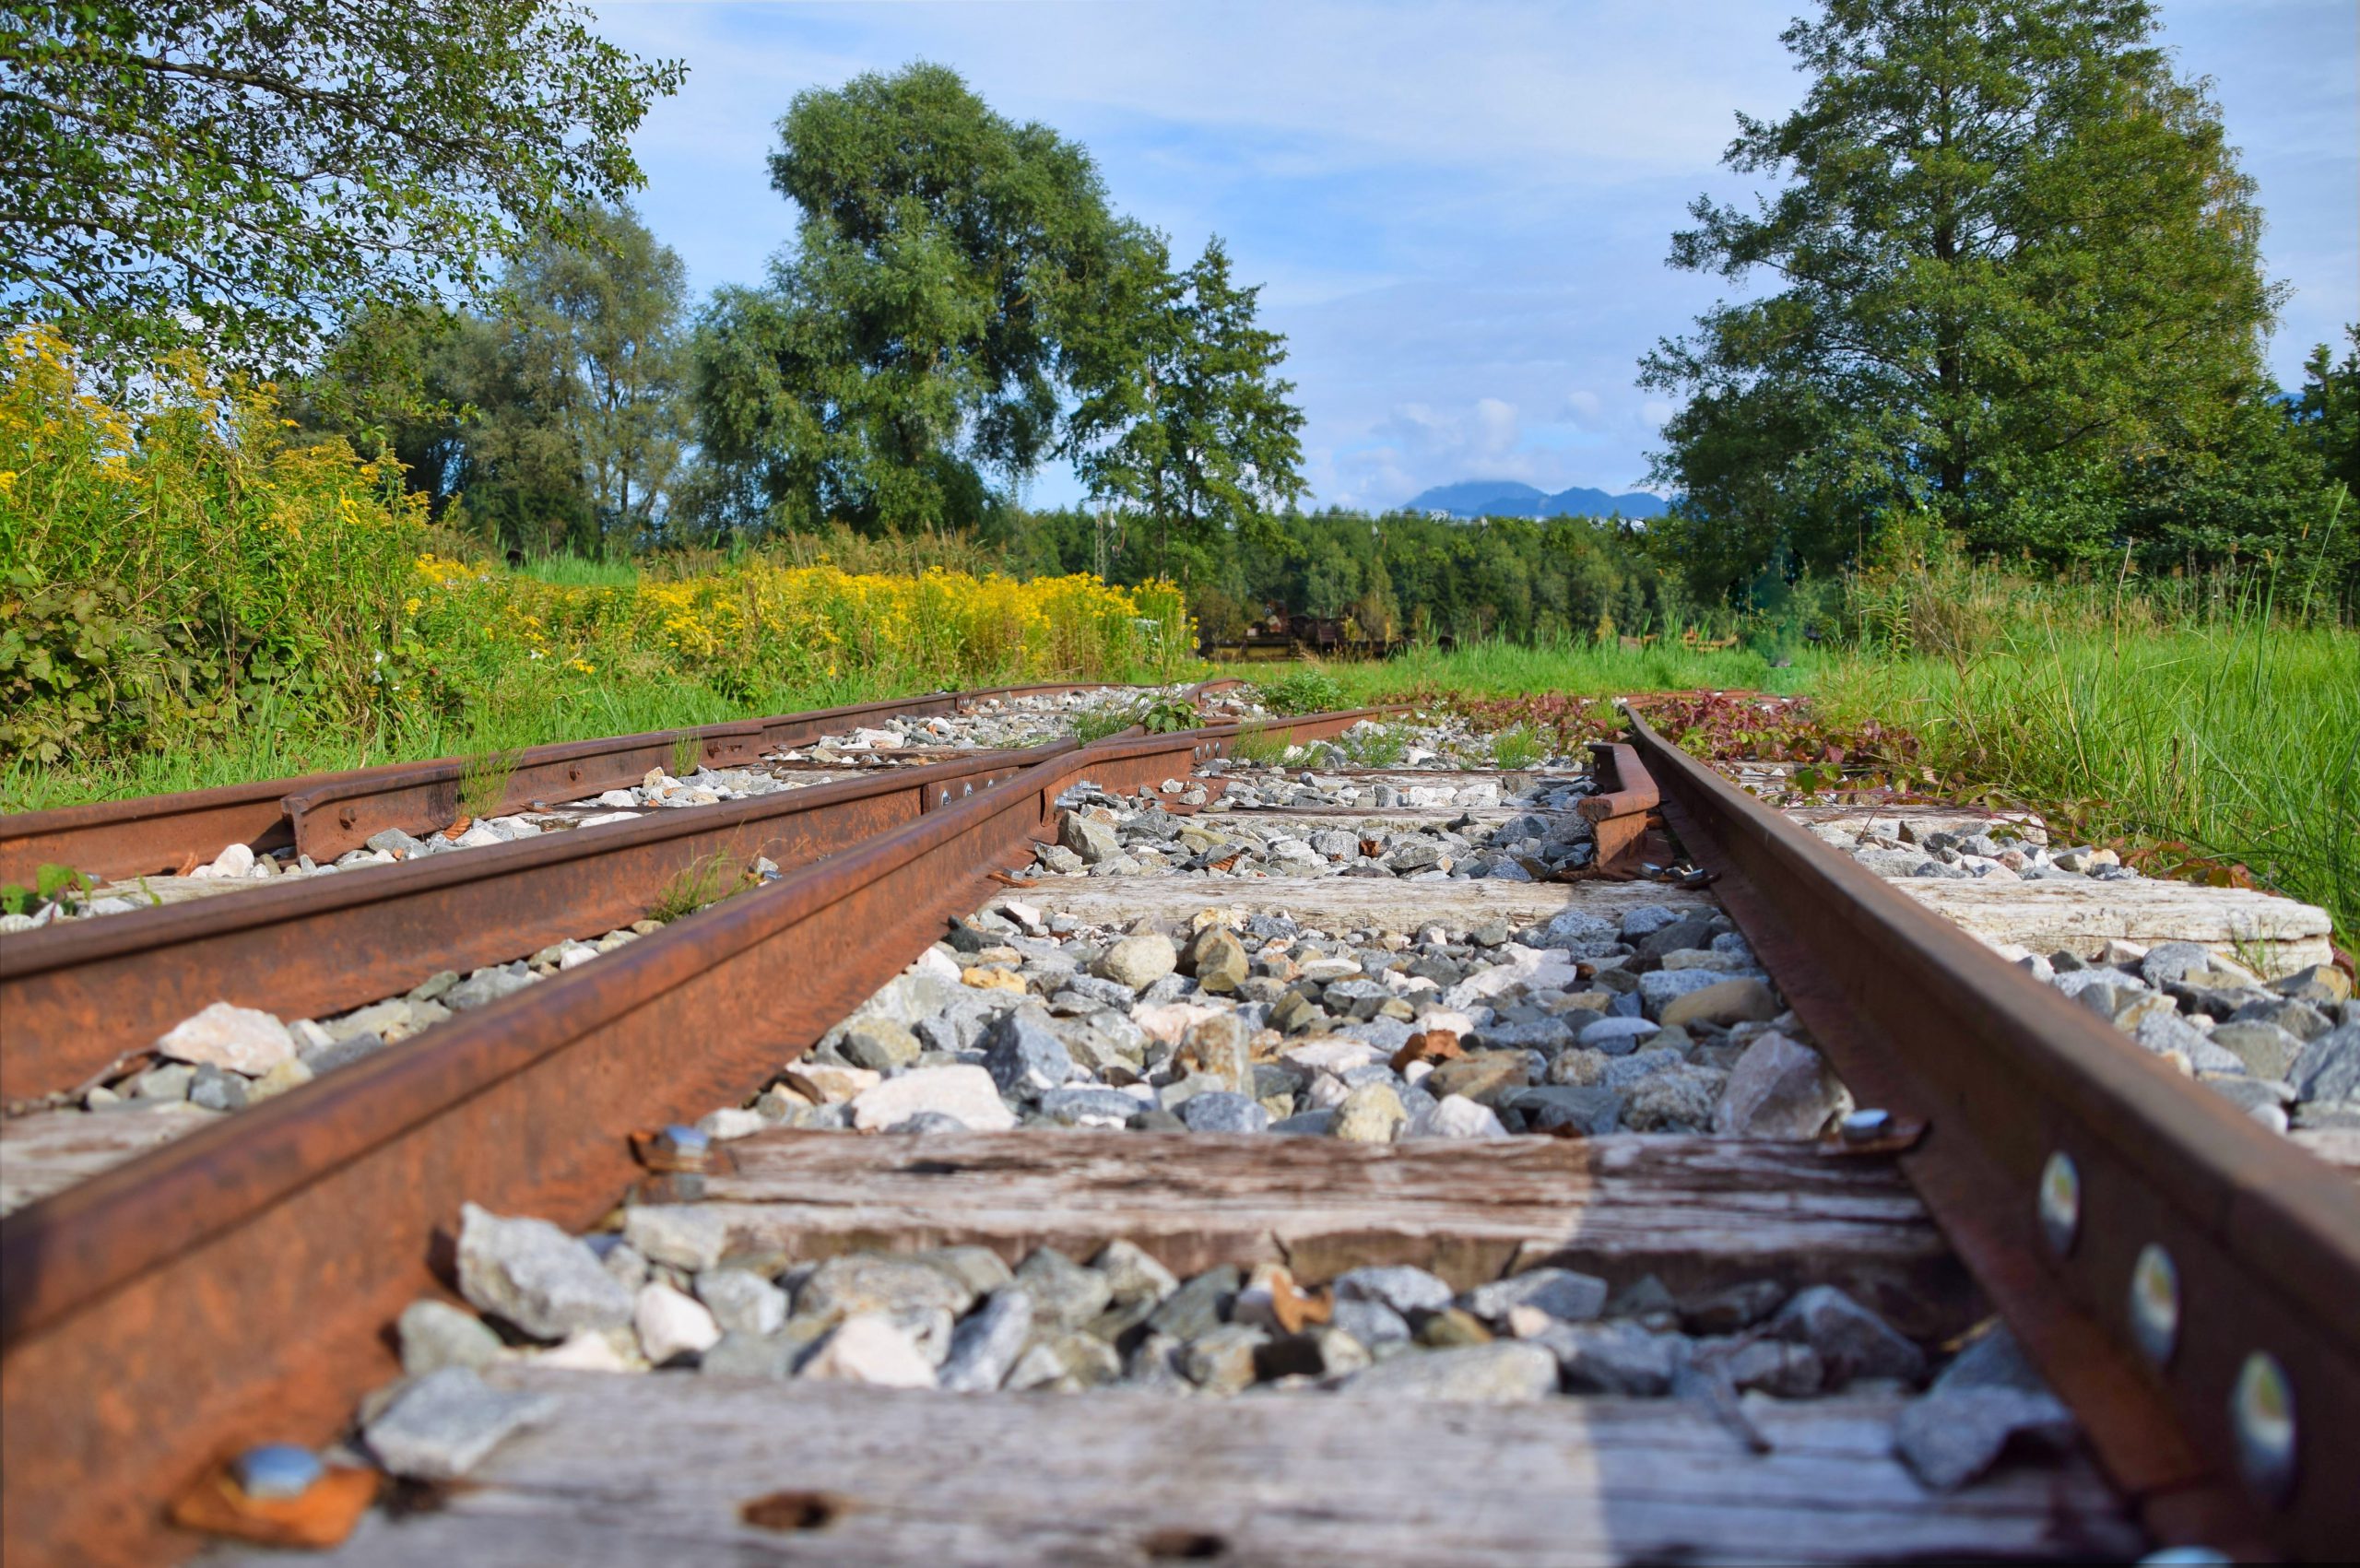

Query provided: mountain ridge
[1405,478,1669,520]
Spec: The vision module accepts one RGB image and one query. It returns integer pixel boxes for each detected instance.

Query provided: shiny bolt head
[2129,1243,2181,1365]
[1840,1108,1893,1144]
[661,1123,710,1157]
[232,1444,323,1501]
[2037,1151,2081,1256]
[2230,1351,2297,1506]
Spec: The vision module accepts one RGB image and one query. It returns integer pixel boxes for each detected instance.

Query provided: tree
[688,63,1128,536]
[1644,0,2281,588]
[1068,236,1307,581]
[0,0,683,370]
[503,205,689,548]
[296,206,689,554]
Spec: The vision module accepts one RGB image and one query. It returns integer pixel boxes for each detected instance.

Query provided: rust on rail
[0,679,1241,887]
[1625,708,2360,1560]
[0,704,1377,1567]
[0,747,1060,1102]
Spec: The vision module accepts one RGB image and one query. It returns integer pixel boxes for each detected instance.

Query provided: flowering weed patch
[1,334,1189,808]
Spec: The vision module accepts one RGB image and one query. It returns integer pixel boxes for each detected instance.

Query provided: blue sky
[591,0,2359,513]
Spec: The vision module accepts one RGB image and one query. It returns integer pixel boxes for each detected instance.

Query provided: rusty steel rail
[0,679,1240,887]
[1623,709,2359,1559]
[1578,741,1663,870]
[0,746,1067,1103]
[0,705,1380,1567]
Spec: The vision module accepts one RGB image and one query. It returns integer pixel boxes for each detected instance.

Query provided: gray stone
[1096,933,1178,991]
[127,1062,195,1101]
[1461,1267,1608,1326]
[1768,1285,1925,1386]
[1332,1080,1406,1143]
[840,1018,920,1072]
[1270,1108,1339,1135]
[1147,1266,1241,1340]
[1006,1329,1122,1390]
[154,1000,296,1075]
[455,1203,634,1340]
[1576,1016,1661,1053]
[1336,1264,1454,1318]
[1617,905,1682,938]
[938,1288,1033,1392]
[397,1299,502,1376]
[297,1032,386,1076]
[796,1254,973,1323]
[1188,928,1250,994]
[1093,1239,1180,1307]
[2209,1020,2307,1080]
[914,1246,1016,1300]
[699,1331,802,1380]
[1538,1320,1682,1395]
[2230,995,2335,1042]
[1060,812,1121,864]
[362,1367,554,1480]
[695,1268,788,1337]
[186,1062,249,1111]
[445,966,534,1012]
[1677,1279,1788,1335]
[1178,1091,1270,1133]
[366,828,426,859]
[2129,1008,2212,1061]
[1539,908,1621,949]
[1508,1084,1622,1137]
[1015,1248,1116,1331]
[1895,1386,2077,1491]
[1330,1297,1411,1348]
[1599,1046,1684,1091]
[1180,1323,1270,1393]
[979,1010,1075,1100]
[1338,1341,1558,1401]
[1622,1064,1729,1131]
[1039,1085,1149,1127]
[1699,1338,1824,1397]
[850,1064,1016,1132]
[2292,1025,2360,1104]
[620,1205,731,1271]
[1715,1032,1849,1139]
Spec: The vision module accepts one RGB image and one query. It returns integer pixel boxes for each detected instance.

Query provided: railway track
[1,696,2353,1564]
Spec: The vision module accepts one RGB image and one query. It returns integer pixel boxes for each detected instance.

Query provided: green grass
[1813,624,2360,950]
[1313,635,1813,706]
[510,554,645,589]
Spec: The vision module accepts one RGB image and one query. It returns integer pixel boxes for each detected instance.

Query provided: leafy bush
[2,329,1196,795]
[1257,666,1345,715]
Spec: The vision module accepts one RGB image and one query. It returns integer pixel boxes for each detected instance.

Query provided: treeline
[1002,509,1696,648]
[295,61,1304,567]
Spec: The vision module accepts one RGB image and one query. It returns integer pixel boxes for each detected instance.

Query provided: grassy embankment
[0,331,1188,812]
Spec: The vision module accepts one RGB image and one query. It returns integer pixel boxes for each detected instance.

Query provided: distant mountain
[1404,478,1669,521]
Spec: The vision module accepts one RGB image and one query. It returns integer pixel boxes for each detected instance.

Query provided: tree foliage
[1069,236,1307,581]
[1645,0,2286,594]
[298,206,690,555]
[690,63,1131,536]
[685,63,1305,546]
[0,0,683,370]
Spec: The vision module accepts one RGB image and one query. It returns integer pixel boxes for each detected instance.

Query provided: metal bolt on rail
[1838,1108,1892,1145]
[2129,1243,2181,1366]
[2231,1350,2298,1506]
[2037,1150,2081,1256]
[231,1444,323,1502]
